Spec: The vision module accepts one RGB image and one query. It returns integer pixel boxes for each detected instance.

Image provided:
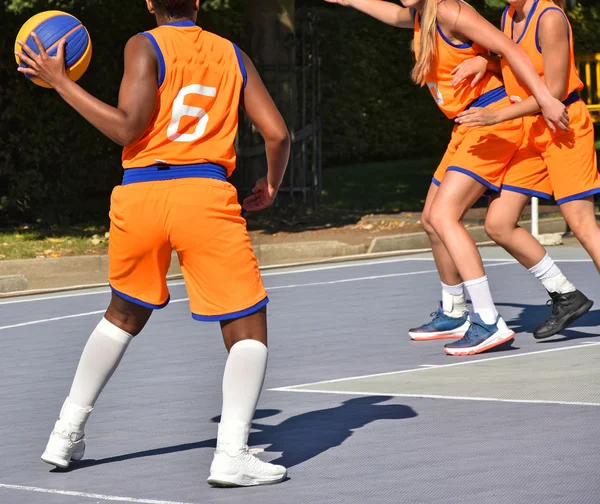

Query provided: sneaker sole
[409,332,465,341]
[409,322,470,341]
[207,472,287,487]
[444,331,515,356]
[534,300,594,340]
[41,453,70,469]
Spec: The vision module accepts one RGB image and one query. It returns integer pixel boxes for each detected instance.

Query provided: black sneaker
[533,290,594,339]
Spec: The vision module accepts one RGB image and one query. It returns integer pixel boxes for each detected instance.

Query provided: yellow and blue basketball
[14,11,92,88]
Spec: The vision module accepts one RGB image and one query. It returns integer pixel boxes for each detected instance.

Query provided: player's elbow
[266,128,291,150]
[114,126,143,147]
[547,81,567,101]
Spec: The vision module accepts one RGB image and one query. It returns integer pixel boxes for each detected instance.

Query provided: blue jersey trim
[192,296,269,322]
[436,25,472,49]
[511,0,539,43]
[533,91,581,116]
[446,166,501,192]
[502,184,552,200]
[111,286,170,310]
[556,188,600,206]
[432,177,441,187]
[466,87,507,110]
[535,7,570,53]
[122,163,227,185]
[501,6,510,32]
[164,20,197,27]
[141,32,166,87]
[563,90,581,107]
[232,43,248,88]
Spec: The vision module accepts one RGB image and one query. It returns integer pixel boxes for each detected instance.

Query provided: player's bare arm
[16,33,158,146]
[437,0,568,132]
[324,0,413,29]
[239,50,291,212]
[455,10,571,128]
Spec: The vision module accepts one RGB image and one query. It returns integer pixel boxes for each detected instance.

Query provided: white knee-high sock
[529,254,576,294]
[68,318,132,409]
[463,276,499,325]
[441,282,467,316]
[217,339,268,456]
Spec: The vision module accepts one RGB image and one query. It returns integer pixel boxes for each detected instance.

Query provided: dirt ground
[247,204,564,247]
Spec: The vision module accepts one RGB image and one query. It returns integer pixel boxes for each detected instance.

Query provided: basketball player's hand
[243,177,278,212]
[539,97,569,133]
[450,56,487,88]
[16,33,67,88]
[454,107,499,127]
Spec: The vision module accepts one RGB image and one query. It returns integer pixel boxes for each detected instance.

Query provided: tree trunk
[244,0,296,126]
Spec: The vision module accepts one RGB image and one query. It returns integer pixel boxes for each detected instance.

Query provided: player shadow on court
[495,302,600,343]
[60,396,417,472]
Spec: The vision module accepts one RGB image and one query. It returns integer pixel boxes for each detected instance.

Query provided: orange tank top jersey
[122,20,245,176]
[413,4,505,119]
[500,0,583,103]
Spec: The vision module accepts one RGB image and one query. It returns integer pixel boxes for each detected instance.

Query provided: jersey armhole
[140,32,166,87]
[410,8,416,22]
[535,7,570,54]
[232,43,247,89]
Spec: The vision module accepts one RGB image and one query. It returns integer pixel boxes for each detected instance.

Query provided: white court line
[0,483,194,504]
[418,364,439,368]
[270,342,600,391]
[268,388,600,407]
[480,258,593,263]
[0,262,519,331]
[0,256,525,306]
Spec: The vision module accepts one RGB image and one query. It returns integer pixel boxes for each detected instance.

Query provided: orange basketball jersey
[122,20,246,176]
[500,0,583,103]
[413,3,505,119]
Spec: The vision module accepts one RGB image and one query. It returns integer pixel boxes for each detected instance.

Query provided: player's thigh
[170,180,267,321]
[445,120,523,192]
[541,106,600,205]
[108,183,172,309]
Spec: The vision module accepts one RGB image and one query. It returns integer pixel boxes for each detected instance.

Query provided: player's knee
[428,205,453,235]
[105,306,147,337]
[421,211,436,238]
[484,215,510,244]
[569,217,599,246]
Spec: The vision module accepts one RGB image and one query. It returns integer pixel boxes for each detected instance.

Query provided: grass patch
[0,225,109,261]
[322,158,438,213]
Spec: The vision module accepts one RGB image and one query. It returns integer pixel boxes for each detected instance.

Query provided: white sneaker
[41,397,92,469]
[207,448,287,487]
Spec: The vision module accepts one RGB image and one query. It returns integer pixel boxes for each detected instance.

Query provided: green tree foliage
[0,1,599,224]
[0,0,242,225]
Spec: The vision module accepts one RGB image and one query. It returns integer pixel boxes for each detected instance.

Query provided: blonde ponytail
[412,0,439,85]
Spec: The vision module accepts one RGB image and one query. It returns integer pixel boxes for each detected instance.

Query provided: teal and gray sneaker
[408,304,470,341]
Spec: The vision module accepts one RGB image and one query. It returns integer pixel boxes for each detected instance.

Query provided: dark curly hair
[151,0,196,18]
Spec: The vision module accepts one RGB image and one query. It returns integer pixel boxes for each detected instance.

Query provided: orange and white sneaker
[444,313,514,356]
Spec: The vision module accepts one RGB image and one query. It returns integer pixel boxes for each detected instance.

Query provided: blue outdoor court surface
[1,247,599,504]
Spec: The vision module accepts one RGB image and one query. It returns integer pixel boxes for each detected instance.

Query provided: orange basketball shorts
[108,164,268,321]
[433,94,524,192]
[502,95,600,204]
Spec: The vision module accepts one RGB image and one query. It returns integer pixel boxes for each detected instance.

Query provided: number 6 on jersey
[167,84,217,142]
